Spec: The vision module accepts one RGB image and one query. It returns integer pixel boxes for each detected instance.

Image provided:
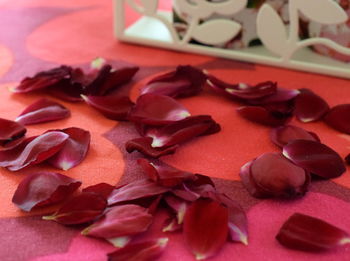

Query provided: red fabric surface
[0,0,349,260]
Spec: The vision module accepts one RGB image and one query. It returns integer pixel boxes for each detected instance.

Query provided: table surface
[0,1,349,260]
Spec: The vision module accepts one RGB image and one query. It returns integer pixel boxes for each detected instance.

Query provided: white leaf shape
[297,0,348,25]
[191,19,241,46]
[257,4,288,57]
[204,0,248,16]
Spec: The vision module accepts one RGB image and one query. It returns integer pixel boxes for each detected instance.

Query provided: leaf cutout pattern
[191,19,241,46]
[297,0,348,25]
[257,4,288,57]
[205,0,247,16]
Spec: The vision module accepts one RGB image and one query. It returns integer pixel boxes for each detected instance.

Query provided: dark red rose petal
[276,213,350,251]
[164,195,188,224]
[283,140,346,179]
[324,104,350,134]
[0,118,26,146]
[107,179,169,206]
[107,238,168,261]
[12,172,81,212]
[43,192,107,225]
[141,65,207,98]
[82,183,115,199]
[125,137,178,158]
[47,127,90,170]
[82,204,152,239]
[128,94,191,126]
[294,89,329,122]
[15,98,71,125]
[270,125,320,148]
[345,154,350,165]
[250,88,299,105]
[183,198,228,260]
[82,94,134,121]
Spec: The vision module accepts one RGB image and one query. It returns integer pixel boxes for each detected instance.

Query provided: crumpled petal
[237,106,292,126]
[0,118,26,146]
[141,65,207,98]
[82,94,134,121]
[276,213,350,251]
[324,104,350,134]
[283,140,346,179]
[15,98,71,125]
[12,171,81,212]
[48,127,90,170]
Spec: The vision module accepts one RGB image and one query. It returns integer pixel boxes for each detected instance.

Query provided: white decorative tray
[114,0,350,79]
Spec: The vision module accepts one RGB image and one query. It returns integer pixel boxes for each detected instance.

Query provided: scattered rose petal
[324,104,350,134]
[108,236,131,248]
[82,183,115,199]
[345,154,350,165]
[15,98,71,125]
[82,204,152,239]
[128,94,191,126]
[164,195,188,224]
[82,94,134,121]
[294,89,329,122]
[276,213,350,251]
[163,217,182,232]
[43,192,107,225]
[12,172,81,212]
[270,125,320,148]
[0,118,26,146]
[283,140,346,179]
[107,238,168,261]
[1,136,26,150]
[48,127,90,170]
[237,106,292,126]
[141,65,207,98]
[183,198,228,260]
[250,88,299,105]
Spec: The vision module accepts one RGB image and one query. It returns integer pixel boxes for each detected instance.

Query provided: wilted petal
[43,192,107,225]
[276,213,350,251]
[48,127,90,170]
[12,172,81,212]
[294,89,329,122]
[183,198,228,260]
[107,238,168,261]
[0,118,26,146]
[270,125,320,148]
[82,94,134,121]
[283,140,346,179]
[324,104,350,134]
[82,183,115,199]
[125,137,178,158]
[15,98,70,125]
[128,94,191,126]
[141,65,207,98]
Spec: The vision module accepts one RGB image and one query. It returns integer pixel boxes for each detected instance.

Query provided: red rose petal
[107,238,168,261]
[270,125,320,148]
[82,183,115,199]
[164,195,188,224]
[15,98,71,125]
[251,88,299,105]
[47,127,90,170]
[294,89,329,122]
[276,213,350,251]
[237,106,291,126]
[345,154,350,165]
[43,192,107,225]
[163,217,182,232]
[0,118,26,146]
[12,171,81,212]
[324,104,350,134]
[141,65,207,98]
[283,140,346,179]
[82,94,134,121]
[183,198,228,260]
[107,179,169,206]
[128,94,191,126]
[82,204,153,239]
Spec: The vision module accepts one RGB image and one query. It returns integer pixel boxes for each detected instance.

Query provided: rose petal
[250,88,299,105]
[12,172,81,212]
[43,192,107,225]
[163,217,182,232]
[82,94,134,121]
[82,204,153,239]
[0,118,26,146]
[294,89,329,122]
[183,198,228,260]
[141,65,207,98]
[15,98,71,125]
[283,140,346,179]
[128,94,191,126]
[270,125,320,148]
[324,104,350,134]
[47,127,90,170]
[164,195,188,224]
[276,213,350,251]
[107,238,168,261]
[345,154,350,165]
[237,106,292,126]
[82,183,115,199]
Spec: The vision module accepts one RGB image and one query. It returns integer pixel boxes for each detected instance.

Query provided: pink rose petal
[283,140,346,179]
[15,98,71,125]
[12,171,81,212]
[324,104,350,134]
[0,118,26,146]
[237,106,292,126]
